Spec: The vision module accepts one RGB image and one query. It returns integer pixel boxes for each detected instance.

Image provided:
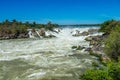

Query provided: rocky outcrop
[71,29,110,62]
[88,28,99,34]
[85,35,104,46]
[45,34,56,38]
[71,30,80,36]
[84,34,110,62]
[0,28,59,40]
[0,32,28,40]
[72,45,85,50]
[52,28,61,33]
[28,29,57,39]
[38,29,45,37]
[85,48,92,52]
[85,35,104,52]
[72,31,89,36]
[72,28,99,37]
[80,31,89,36]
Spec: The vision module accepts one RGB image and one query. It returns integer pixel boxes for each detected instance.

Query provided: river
[0,27,100,80]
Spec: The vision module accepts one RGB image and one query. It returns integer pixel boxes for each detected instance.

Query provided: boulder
[45,31,56,38]
[85,48,92,52]
[45,34,56,38]
[71,30,80,36]
[72,46,78,49]
[0,32,29,40]
[39,29,45,37]
[80,31,89,36]
[85,36,93,41]
[53,28,61,33]
[90,40,98,45]
[17,33,28,38]
[72,45,85,50]
[88,28,99,34]
[92,44,103,52]
[72,31,89,36]
[85,35,103,43]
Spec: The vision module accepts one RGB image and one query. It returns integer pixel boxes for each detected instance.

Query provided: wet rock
[45,34,56,38]
[88,28,99,34]
[45,30,56,38]
[72,45,85,50]
[85,35,104,46]
[0,32,29,40]
[72,31,89,36]
[72,46,78,49]
[85,36,99,46]
[101,55,111,63]
[71,30,80,36]
[80,31,89,36]
[85,35,105,59]
[92,44,104,53]
[17,33,29,38]
[28,29,57,39]
[85,36,102,41]
[39,29,45,37]
[53,28,61,33]
[85,48,92,52]
[85,36,93,41]
[90,40,98,45]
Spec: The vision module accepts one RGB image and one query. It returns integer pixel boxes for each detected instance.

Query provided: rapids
[0,27,100,80]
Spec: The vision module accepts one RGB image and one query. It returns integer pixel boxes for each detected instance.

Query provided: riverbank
[80,20,120,80]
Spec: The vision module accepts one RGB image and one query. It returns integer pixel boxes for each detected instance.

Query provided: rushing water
[0,27,100,80]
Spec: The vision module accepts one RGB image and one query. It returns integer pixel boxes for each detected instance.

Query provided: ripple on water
[0,27,100,80]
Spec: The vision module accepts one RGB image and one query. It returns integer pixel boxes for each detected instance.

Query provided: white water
[0,27,101,80]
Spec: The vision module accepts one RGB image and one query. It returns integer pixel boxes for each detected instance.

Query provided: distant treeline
[0,19,58,34]
[60,24,100,27]
[0,19,58,39]
[0,19,58,30]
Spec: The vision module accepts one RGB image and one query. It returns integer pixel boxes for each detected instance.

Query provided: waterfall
[36,30,42,38]
[28,30,35,38]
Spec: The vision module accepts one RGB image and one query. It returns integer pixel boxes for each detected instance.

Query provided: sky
[0,0,120,24]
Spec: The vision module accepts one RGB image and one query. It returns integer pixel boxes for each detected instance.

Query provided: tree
[32,21,36,27]
[2,19,10,27]
[25,21,30,27]
[99,20,120,34]
[45,21,58,30]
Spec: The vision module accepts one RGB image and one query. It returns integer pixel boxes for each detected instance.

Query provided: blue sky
[0,0,120,24]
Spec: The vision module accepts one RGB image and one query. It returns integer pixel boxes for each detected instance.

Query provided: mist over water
[0,27,100,80]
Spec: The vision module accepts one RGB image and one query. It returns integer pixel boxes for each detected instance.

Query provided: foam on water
[0,27,101,80]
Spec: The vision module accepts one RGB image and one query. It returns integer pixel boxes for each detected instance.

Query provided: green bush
[81,69,112,80]
[104,25,120,61]
[80,60,120,80]
[99,20,120,34]
[80,20,120,80]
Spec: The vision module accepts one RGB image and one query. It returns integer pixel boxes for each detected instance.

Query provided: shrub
[81,69,113,80]
[104,25,120,61]
[99,20,120,34]
[80,60,120,80]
